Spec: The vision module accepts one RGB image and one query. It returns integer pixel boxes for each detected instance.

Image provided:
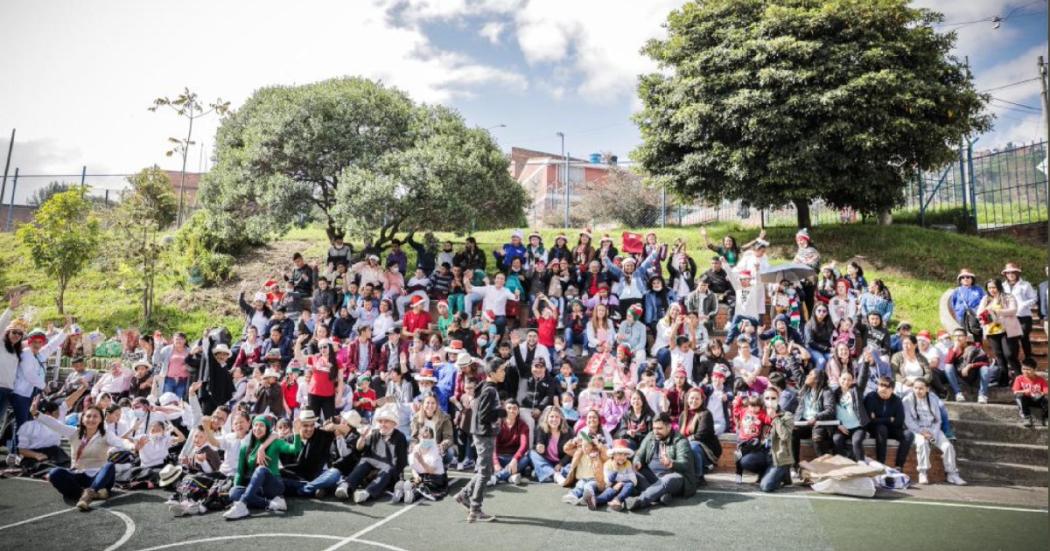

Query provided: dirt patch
[160,240,314,317]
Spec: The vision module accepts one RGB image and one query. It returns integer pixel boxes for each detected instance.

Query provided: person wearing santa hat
[547,234,571,264]
[723,257,764,343]
[493,230,528,270]
[1001,262,1037,361]
[603,248,661,320]
[950,269,985,342]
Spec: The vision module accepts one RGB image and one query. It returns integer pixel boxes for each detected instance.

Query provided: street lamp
[556,132,568,228]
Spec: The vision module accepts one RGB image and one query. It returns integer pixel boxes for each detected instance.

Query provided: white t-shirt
[18,418,64,450]
[410,442,445,476]
[476,285,517,316]
[733,355,762,379]
[138,434,173,468]
[219,432,247,477]
[706,389,728,435]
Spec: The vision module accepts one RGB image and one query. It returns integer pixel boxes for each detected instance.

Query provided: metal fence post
[916,170,925,226]
[660,188,666,227]
[967,141,978,228]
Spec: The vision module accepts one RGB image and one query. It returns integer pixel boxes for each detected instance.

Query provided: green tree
[16,188,102,313]
[115,167,178,323]
[633,0,991,227]
[333,104,527,250]
[200,77,525,253]
[576,167,661,227]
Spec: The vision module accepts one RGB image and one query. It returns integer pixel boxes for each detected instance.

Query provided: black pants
[790,424,832,467]
[832,426,867,462]
[308,394,336,421]
[1016,395,1049,419]
[987,333,1021,382]
[1019,317,1034,361]
[867,425,914,468]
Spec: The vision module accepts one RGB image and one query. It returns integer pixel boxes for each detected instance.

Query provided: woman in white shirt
[38,405,138,510]
[585,303,616,355]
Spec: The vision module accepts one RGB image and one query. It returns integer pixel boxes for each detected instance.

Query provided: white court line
[694,489,1048,514]
[0,490,139,532]
[103,509,136,551]
[135,534,343,551]
[320,502,422,551]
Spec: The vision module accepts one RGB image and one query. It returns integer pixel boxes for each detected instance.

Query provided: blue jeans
[636,467,684,506]
[571,478,599,498]
[495,453,531,482]
[48,463,116,500]
[528,450,563,482]
[739,450,790,492]
[163,377,189,400]
[563,329,588,352]
[759,465,791,492]
[596,481,634,505]
[807,349,829,371]
[688,441,706,480]
[0,387,12,450]
[10,393,33,452]
[231,466,285,509]
[725,315,759,343]
[945,362,999,397]
[285,467,342,497]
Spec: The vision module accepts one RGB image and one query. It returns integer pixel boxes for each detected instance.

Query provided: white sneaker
[553,472,566,486]
[918,471,929,485]
[509,474,522,485]
[267,496,287,512]
[735,474,743,484]
[335,483,350,500]
[223,501,250,520]
[946,473,967,486]
[487,475,498,487]
[561,492,579,504]
[404,485,416,505]
[977,395,988,404]
[955,393,966,402]
[353,489,370,504]
[169,502,191,517]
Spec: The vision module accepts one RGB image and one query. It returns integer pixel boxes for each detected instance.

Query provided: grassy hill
[0,222,1042,337]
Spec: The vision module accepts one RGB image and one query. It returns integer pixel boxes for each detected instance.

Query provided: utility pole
[1039,56,1049,265]
[557,132,568,228]
[0,128,14,216]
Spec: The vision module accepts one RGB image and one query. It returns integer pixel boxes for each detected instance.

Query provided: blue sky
[0,0,1046,201]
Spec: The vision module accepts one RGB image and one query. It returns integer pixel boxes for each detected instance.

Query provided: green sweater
[634,430,697,498]
[235,435,302,486]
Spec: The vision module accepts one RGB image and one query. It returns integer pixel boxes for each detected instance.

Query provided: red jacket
[341,339,379,376]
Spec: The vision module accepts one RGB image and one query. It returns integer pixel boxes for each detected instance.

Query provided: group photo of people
[3,226,1045,524]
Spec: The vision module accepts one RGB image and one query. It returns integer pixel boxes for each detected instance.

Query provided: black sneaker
[315,488,329,499]
[1023,416,1034,428]
[659,493,673,506]
[584,488,597,511]
[467,510,496,523]
[624,496,642,511]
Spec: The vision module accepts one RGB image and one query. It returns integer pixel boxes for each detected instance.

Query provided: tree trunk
[57,278,66,315]
[793,199,812,229]
[877,208,893,226]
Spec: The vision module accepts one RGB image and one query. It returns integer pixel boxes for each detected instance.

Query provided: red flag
[621,232,644,254]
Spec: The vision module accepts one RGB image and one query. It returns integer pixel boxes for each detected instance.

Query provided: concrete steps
[956,457,1049,487]
[956,440,1048,465]
[952,419,1049,447]
[947,402,1028,424]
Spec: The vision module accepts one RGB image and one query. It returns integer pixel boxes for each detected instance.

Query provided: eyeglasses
[763,397,778,403]
[8,331,23,337]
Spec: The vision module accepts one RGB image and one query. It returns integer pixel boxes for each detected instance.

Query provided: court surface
[1,474,1046,551]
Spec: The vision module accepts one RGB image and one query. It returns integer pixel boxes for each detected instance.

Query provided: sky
[0,0,1046,203]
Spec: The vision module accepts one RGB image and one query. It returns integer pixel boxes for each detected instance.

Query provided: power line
[937,0,1047,29]
[980,78,1042,93]
[991,96,1042,111]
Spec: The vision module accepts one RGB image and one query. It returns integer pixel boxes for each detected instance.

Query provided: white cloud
[0,0,527,174]
[479,21,506,44]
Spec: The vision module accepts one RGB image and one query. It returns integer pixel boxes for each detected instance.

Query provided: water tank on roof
[589,153,602,164]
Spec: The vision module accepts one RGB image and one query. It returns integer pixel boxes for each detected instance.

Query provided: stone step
[955,457,1049,487]
[955,439,1048,465]
[952,418,1049,446]
[946,402,1026,424]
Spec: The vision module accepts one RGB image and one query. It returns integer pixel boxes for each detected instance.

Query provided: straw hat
[158,464,183,488]
[609,439,635,457]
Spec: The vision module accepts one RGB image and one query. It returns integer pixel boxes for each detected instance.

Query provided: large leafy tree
[16,188,102,314]
[199,77,524,252]
[633,0,991,227]
[114,167,178,323]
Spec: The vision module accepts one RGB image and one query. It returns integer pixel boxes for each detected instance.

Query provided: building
[508,147,620,226]
[163,170,204,207]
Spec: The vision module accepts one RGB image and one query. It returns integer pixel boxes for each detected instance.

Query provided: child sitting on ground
[560,431,608,509]
[353,374,378,422]
[394,425,448,503]
[594,439,637,511]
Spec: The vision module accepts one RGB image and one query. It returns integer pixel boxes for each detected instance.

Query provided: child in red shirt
[532,296,559,348]
[1012,359,1048,427]
[353,374,378,421]
[281,368,301,418]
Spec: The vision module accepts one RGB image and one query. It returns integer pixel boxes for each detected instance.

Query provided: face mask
[133,409,147,420]
[786,289,796,297]
[420,438,436,450]
[477,339,488,348]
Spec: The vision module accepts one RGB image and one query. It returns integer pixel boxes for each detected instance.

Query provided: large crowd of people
[1,228,1046,522]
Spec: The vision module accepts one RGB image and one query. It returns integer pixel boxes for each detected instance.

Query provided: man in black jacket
[455,359,506,523]
[863,376,914,469]
[519,360,559,443]
[280,409,337,497]
[335,406,408,505]
[701,257,734,309]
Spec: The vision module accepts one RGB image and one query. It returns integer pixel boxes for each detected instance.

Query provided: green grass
[0,232,241,337]
[3,220,1041,338]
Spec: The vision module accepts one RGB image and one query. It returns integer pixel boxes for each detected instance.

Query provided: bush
[176,211,235,286]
